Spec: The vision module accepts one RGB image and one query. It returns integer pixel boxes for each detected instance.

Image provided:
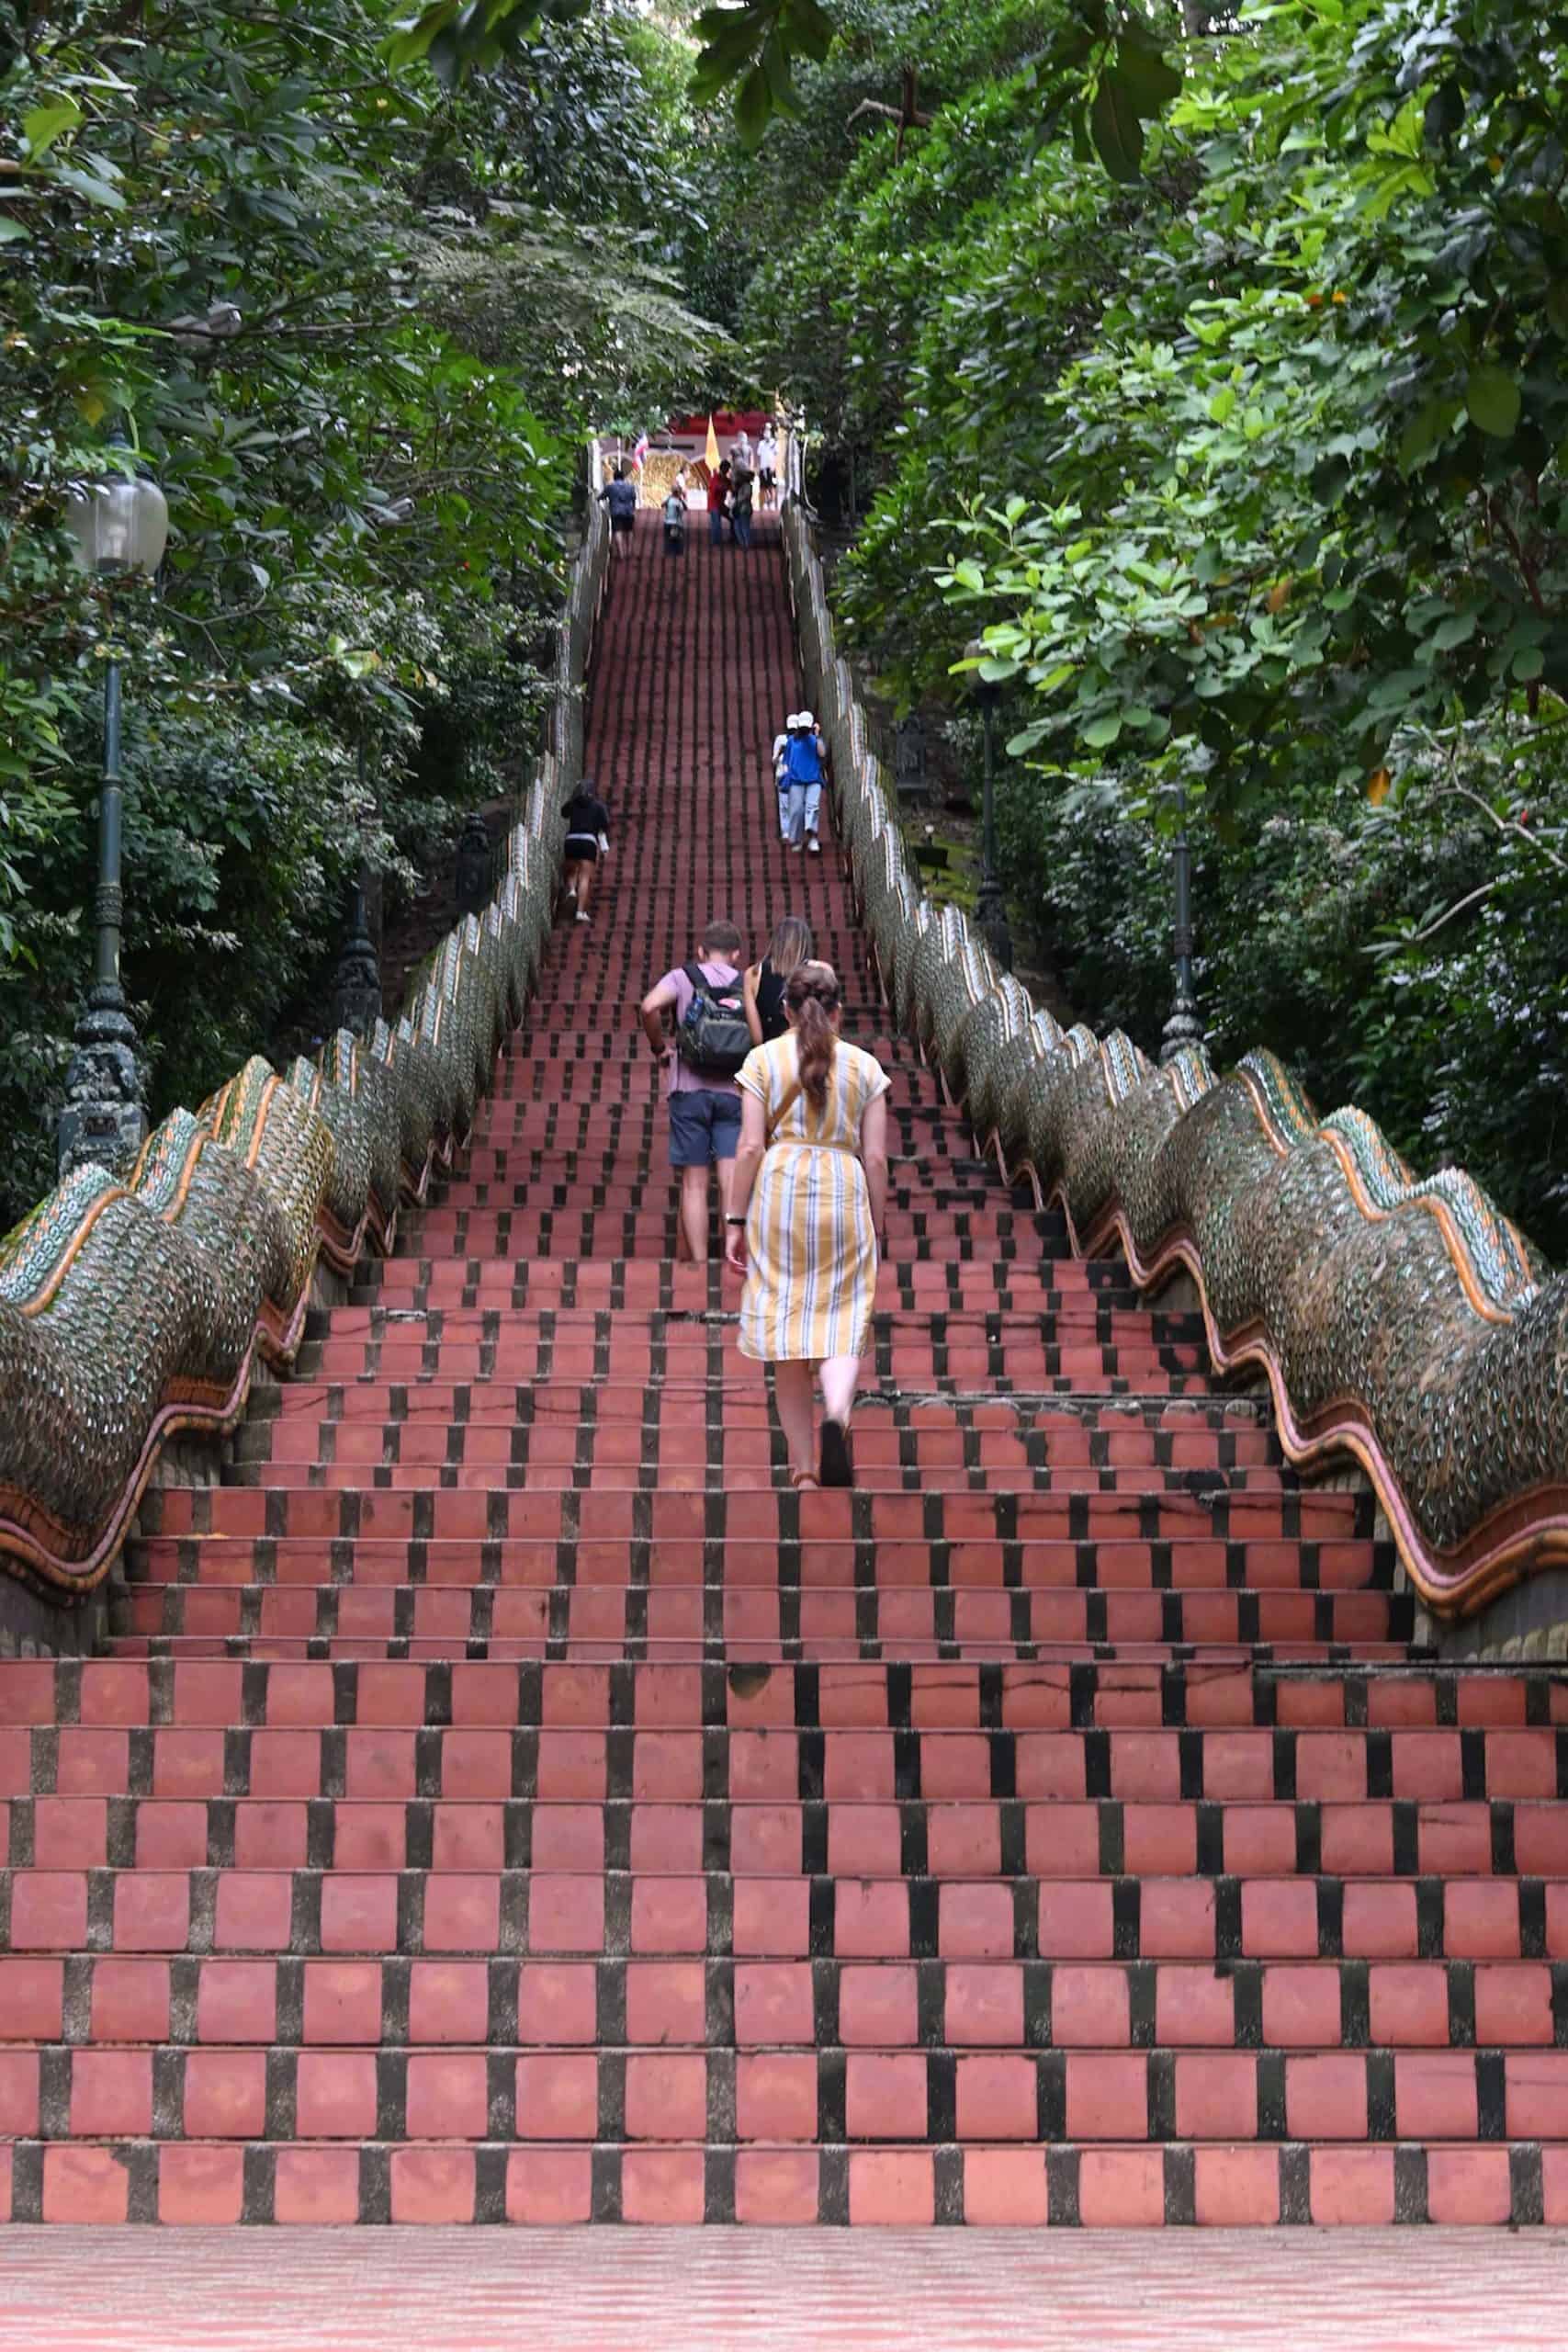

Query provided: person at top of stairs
[726,957,890,1490]
[640,916,751,1261]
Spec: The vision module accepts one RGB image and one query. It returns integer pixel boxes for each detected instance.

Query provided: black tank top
[755,957,789,1043]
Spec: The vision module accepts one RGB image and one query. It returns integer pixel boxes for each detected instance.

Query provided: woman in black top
[744,913,814,1045]
[561,778,611,924]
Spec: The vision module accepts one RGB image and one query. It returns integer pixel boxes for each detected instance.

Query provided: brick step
[6,1870,1566,1960]
[406,1182,1043,1221]
[114,1588,1412,1651]
[142,1487,1361,1548]
[220,1464,1310,1500]
[140,1532,1389,1593]
[108,1641,1430,1675]
[224,1454,1303,1504]
[235,1405,1256,1457]
[6,1724,1563,1805]
[465,1037,897,1070]
[440,1141,991,1181]
[2,2042,1566,2145]
[1,2133,1561,2226]
[401,1232,1114,1270]
[254,1383,1288,1458]
[255,1384,1280,1456]
[302,1351,1206,1396]
[36,1657,1487,1731]
[12,1792,1568,1877]
[359,1271,1147,1316]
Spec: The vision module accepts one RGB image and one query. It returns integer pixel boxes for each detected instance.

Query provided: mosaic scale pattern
[784,505,1568,1621]
[0,508,611,1601]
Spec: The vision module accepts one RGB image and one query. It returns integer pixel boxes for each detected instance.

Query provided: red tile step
[0,2135,1560,2225]
[4,1870,1565,1958]
[20,1657,1526,1735]
[12,1793,1568,1877]
[3,1724,1563,1805]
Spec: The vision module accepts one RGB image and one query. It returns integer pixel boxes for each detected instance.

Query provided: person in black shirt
[599,461,638,561]
[561,777,611,924]
[744,913,814,1046]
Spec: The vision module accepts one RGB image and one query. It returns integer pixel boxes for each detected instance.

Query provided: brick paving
[2,510,1567,2242]
[0,2227,1562,2349]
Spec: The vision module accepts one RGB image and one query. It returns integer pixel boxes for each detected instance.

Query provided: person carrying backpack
[772,713,796,842]
[639,919,751,1261]
[783,711,825,854]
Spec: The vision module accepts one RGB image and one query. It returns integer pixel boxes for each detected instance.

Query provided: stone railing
[0,499,611,1645]
[784,500,1568,1633]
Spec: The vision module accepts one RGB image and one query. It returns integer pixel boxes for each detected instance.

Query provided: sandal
[818,1419,852,1489]
[790,1467,820,1491]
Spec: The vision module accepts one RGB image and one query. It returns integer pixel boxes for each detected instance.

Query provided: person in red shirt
[708,460,732,548]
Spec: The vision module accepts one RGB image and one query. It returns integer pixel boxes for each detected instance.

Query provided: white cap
[798,710,815,729]
[784,712,801,729]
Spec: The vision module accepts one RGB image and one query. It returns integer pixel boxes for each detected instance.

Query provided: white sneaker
[575,910,591,923]
[807,835,821,854]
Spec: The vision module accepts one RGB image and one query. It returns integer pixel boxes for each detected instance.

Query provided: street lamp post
[964,639,1013,972]
[1158,782,1203,1065]
[57,426,169,1179]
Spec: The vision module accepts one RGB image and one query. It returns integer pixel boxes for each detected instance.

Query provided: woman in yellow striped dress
[724,962,890,1488]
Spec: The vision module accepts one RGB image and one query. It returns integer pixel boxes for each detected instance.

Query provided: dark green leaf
[1089,69,1145,183]
[1465,364,1520,439]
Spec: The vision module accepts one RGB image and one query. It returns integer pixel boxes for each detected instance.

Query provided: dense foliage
[6,0,1565,1261]
[0,0,721,1223]
[743,0,1568,1255]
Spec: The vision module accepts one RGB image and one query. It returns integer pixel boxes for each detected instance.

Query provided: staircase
[1,513,1564,2233]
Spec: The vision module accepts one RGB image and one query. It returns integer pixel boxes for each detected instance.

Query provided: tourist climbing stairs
[1,513,1564,2230]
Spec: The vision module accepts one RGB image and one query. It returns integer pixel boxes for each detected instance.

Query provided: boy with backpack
[783,711,826,854]
[639,919,751,1261]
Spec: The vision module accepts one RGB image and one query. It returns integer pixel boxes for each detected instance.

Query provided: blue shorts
[669,1088,740,1168]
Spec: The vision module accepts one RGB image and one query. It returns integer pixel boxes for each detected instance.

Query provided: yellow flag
[705,413,720,470]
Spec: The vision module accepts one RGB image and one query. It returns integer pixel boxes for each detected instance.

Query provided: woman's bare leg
[773,1361,818,1482]
[573,861,593,919]
[818,1354,863,1427]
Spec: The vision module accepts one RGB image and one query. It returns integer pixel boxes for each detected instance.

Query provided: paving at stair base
[1,509,1567,2250]
[0,2229,1561,2350]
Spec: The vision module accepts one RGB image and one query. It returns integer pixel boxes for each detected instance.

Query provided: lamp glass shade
[65,472,169,576]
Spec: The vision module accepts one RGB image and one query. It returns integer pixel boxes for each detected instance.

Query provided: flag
[632,431,649,472]
[705,413,720,470]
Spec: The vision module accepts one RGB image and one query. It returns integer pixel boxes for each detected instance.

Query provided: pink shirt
[657,960,742,1097]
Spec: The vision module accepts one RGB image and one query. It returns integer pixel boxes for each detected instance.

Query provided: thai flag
[631,432,649,472]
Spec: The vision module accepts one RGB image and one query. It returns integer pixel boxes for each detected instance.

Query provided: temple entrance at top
[597,408,792,508]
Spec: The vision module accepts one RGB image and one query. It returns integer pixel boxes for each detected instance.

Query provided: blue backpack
[784,731,822,785]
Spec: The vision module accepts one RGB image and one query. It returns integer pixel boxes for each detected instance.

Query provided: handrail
[781,497,1568,1623]
[0,485,611,1607]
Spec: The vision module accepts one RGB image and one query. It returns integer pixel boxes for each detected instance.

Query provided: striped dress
[735,1035,891,1363]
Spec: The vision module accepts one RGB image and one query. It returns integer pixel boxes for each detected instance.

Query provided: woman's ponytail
[786,961,841,1109]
